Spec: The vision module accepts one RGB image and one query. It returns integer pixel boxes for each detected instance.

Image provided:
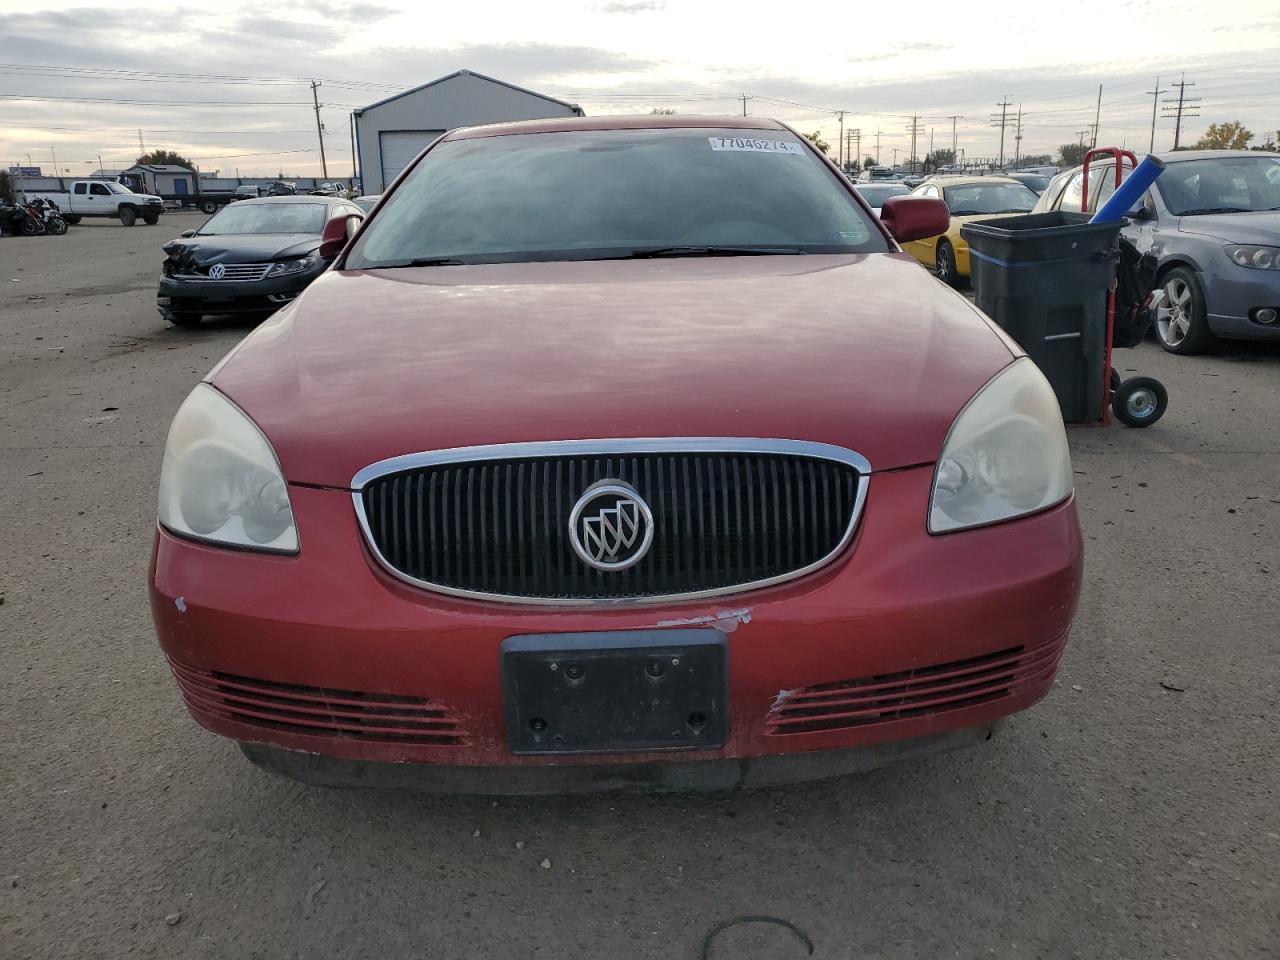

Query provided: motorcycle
[28,196,67,235]
[0,203,40,236]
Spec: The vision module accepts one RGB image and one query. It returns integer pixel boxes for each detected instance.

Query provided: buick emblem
[568,480,654,572]
[207,263,225,280]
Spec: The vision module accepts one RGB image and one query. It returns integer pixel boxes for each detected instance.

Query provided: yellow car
[901,176,1040,287]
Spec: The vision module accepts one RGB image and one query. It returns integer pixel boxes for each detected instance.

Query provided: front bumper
[157,263,324,316]
[150,465,1083,778]
[1202,266,1280,339]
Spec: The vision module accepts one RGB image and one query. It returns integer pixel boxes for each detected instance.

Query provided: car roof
[1155,149,1280,163]
[447,114,788,140]
[232,195,344,205]
[922,175,1022,186]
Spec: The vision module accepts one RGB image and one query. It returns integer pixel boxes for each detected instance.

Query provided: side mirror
[179,229,196,238]
[879,196,951,243]
[319,214,352,259]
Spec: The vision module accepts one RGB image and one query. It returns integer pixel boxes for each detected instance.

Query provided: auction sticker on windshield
[709,137,805,156]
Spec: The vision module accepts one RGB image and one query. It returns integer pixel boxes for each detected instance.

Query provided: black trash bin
[961,211,1123,424]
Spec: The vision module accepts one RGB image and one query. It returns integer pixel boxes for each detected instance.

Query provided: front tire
[1113,376,1168,428]
[143,211,159,225]
[1155,267,1215,354]
[119,206,137,227]
[935,240,963,288]
[45,217,67,235]
[200,200,218,214]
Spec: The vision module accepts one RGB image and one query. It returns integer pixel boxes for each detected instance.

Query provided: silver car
[1033,150,1280,354]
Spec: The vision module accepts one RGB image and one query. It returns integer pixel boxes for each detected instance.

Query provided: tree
[925,148,955,172]
[803,131,830,155]
[1193,121,1253,150]
[135,149,195,169]
[1058,143,1088,166]
[0,171,12,205]
[649,107,676,115]
[863,155,877,170]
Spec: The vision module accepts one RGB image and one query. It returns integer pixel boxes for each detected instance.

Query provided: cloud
[307,1,398,22]
[596,1,666,12]
[896,42,953,52]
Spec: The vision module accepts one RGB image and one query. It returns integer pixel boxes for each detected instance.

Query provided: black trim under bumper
[238,721,1001,795]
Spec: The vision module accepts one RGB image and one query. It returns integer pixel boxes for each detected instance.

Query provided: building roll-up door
[378,131,445,190]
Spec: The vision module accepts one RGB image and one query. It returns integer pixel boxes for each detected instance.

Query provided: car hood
[209,253,1016,486]
[162,233,319,267]
[1175,211,1280,243]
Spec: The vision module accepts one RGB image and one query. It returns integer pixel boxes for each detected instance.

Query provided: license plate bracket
[502,630,727,755]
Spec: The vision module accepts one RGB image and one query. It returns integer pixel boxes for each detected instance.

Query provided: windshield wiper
[1177,207,1244,216]
[614,245,810,259]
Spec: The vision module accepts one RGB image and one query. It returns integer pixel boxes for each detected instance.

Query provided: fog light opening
[1251,307,1279,326]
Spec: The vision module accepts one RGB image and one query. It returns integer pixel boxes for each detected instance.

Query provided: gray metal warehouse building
[352,70,584,194]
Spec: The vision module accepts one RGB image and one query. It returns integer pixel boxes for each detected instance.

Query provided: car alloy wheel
[935,241,960,288]
[1156,276,1192,347]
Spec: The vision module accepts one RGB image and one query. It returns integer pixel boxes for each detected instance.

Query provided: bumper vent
[355,441,867,603]
[168,658,467,745]
[766,640,1065,735]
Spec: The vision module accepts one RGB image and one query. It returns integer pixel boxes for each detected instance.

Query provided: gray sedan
[1034,150,1280,354]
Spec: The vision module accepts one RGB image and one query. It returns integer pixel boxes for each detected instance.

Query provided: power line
[0,93,313,105]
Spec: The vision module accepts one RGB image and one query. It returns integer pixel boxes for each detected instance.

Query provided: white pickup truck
[26,180,165,226]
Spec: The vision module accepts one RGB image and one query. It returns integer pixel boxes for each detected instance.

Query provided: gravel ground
[2,216,1277,959]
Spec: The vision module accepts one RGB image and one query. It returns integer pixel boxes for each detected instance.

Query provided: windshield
[198,202,328,236]
[855,184,911,204]
[943,181,1039,215]
[346,128,886,267]
[1156,156,1280,215]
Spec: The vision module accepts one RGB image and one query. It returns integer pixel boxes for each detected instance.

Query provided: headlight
[158,383,298,553]
[266,253,317,277]
[929,358,1073,534]
[1225,244,1280,270]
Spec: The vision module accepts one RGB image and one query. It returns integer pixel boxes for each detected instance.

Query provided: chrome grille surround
[351,438,871,606]
[175,262,273,281]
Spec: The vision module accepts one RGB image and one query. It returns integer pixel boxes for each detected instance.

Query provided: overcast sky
[2,0,1278,178]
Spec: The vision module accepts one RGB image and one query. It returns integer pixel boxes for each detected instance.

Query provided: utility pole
[990,97,1013,169]
[906,114,925,173]
[311,80,329,179]
[892,147,899,167]
[1145,76,1162,153]
[50,146,58,177]
[1161,74,1199,150]
[835,110,846,168]
[137,129,145,156]
[946,115,961,160]
[875,127,881,165]
[849,128,862,171]
[739,93,753,117]
[1013,105,1023,168]
[1076,128,1090,149]
[927,127,934,169]
[1090,84,1102,148]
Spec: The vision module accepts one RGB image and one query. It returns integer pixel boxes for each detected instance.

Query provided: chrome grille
[354,439,869,604]
[176,262,272,281]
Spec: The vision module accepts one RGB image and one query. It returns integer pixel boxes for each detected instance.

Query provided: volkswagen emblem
[568,480,654,572]
[207,263,225,280]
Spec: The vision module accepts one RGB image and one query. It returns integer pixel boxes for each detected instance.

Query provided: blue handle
[1090,155,1165,223]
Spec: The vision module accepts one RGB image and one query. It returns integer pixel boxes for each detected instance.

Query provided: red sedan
[150,116,1082,792]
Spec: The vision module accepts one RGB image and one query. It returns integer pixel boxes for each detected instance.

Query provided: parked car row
[886,150,1280,356]
[1030,150,1280,353]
